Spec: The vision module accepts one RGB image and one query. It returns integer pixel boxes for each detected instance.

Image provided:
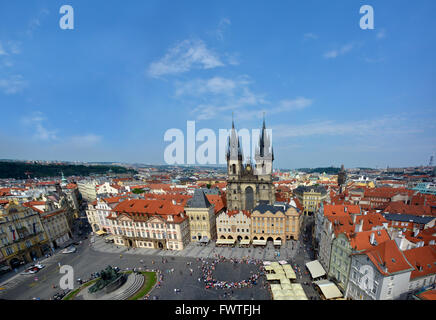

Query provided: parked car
[62,245,77,254]
[33,263,45,269]
[21,266,40,275]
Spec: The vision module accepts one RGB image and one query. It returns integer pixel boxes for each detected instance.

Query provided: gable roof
[349,229,391,251]
[403,246,436,280]
[363,240,414,276]
[186,189,211,208]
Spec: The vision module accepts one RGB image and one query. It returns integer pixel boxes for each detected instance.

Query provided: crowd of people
[199,256,265,290]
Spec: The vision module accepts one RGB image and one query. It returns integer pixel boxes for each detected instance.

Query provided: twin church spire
[226,113,274,164]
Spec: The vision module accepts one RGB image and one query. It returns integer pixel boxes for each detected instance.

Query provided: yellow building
[0,201,49,269]
[251,203,302,245]
[294,185,328,215]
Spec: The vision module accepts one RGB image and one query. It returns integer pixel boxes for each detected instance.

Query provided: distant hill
[296,167,341,174]
[0,161,137,179]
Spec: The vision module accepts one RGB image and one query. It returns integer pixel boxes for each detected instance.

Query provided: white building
[346,239,414,300]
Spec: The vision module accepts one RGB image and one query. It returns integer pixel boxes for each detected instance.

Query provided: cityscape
[0,0,435,311]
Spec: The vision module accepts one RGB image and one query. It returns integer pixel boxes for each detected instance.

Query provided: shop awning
[266,273,281,281]
[200,237,209,243]
[264,266,274,271]
[216,239,236,245]
[252,239,267,245]
[285,270,297,280]
[95,230,106,236]
[314,280,343,300]
[305,260,326,279]
[270,284,282,291]
[273,267,285,274]
[273,239,282,246]
[239,239,250,245]
[279,277,291,285]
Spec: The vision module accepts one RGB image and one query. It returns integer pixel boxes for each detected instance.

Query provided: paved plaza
[91,235,301,261]
[0,215,321,300]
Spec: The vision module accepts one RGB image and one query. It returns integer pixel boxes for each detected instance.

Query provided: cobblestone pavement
[0,216,321,300]
[90,235,301,262]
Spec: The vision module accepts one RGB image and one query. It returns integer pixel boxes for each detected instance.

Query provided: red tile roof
[418,289,436,300]
[363,240,414,276]
[403,246,436,280]
[349,229,391,251]
[384,202,434,217]
[324,204,360,217]
[112,199,187,223]
[206,194,226,214]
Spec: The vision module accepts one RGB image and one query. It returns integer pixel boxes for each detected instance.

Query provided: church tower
[226,115,243,178]
[338,164,347,194]
[255,114,274,177]
[226,115,275,211]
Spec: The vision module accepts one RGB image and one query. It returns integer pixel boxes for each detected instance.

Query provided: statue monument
[88,265,127,295]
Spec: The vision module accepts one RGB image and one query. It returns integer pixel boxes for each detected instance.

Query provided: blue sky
[0,0,435,169]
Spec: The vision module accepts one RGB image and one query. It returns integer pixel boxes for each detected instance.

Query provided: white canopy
[216,239,236,245]
[253,239,267,245]
[305,260,326,279]
[273,239,282,246]
[314,280,343,300]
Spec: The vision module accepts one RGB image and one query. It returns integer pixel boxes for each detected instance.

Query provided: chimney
[370,232,376,245]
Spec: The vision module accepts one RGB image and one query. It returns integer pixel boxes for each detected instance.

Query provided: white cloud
[27,9,49,36]
[304,33,318,40]
[275,97,313,113]
[34,123,57,141]
[0,42,7,55]
[179,76,268,120]
[147,39,224,77]
[272,115,419,139]
[22,112,57,141]
[324,43,354,59]
[69,134,102,147]
[7,41,21,54]
[376,29,386,39]
[176,76,312,121]
[175,76,250,97]
[0,75,27,94]
[217,18,231,40]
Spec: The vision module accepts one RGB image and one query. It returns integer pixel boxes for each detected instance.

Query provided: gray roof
[253,202,291,214]
[382,213,435,224]
[187,189,211,208]
[294,185,327,195]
